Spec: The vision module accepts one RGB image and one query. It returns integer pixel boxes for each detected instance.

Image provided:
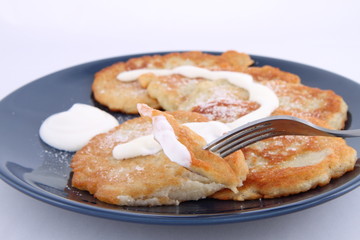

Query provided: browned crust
[244,65,301,84]
[265,80,348,129]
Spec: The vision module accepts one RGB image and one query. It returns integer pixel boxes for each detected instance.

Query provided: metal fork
[204,115,360,158]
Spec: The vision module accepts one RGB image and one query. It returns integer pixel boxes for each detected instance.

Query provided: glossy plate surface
[1,52,360,225]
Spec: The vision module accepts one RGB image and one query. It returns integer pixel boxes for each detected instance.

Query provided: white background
[1,0,360,239]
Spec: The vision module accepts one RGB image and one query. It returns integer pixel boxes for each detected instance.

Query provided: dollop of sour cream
[112,66,279,160]
[39,103,118,151]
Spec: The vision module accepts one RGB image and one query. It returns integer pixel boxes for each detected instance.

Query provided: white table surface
[1,1,360,239]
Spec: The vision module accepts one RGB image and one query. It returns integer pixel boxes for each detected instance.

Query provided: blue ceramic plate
[1,52,360,225]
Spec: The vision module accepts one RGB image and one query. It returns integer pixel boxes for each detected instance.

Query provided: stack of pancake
[71,51,357,206]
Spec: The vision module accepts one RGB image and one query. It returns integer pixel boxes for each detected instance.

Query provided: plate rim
[1,51,360,225]
[1,167,360,225]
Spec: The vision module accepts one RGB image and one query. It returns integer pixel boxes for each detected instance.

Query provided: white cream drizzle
[112,66,279,161]
[151,115,192,168]
[112,120,229,161]
[113,106,193,167]
[39,104,118,151]
[117,66,278,129]
[112,135,161,160]
[183,121,229,143]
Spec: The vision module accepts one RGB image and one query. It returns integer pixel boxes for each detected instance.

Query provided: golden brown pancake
[211,135,357,200]
[266,80,348,130]
[92,51,253,113]
[71,110,248,206]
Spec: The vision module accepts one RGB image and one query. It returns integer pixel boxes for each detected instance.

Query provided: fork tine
[212,126,274,154]
[219,131,279,158]
[204,121,272,152]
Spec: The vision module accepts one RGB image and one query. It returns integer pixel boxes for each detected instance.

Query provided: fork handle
[325,129,360,138]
